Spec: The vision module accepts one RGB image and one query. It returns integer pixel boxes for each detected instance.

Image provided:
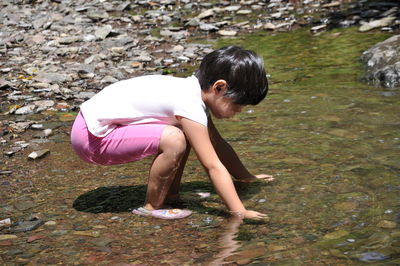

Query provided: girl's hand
[230,210,269,220]
[237,174,274,183]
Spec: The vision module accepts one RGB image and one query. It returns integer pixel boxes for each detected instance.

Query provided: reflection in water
[208,217,243,266]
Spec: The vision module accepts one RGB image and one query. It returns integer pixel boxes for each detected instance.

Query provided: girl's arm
[178,117,266,219]
[208,117,273,182]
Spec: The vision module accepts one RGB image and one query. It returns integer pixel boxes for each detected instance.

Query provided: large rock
[359,16,396,32]
[361,35,400,88]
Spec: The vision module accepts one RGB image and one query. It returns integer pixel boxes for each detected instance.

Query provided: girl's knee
[160,126,187,155]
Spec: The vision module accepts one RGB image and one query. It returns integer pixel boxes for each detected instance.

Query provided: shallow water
[1,27,400,265]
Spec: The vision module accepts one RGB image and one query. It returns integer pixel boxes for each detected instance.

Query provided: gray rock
[58,36,81,44]
[361,35,400,88]
[15,105,36,115]
[237,10,252,15]
[78,64,95,79]
[13,201,37,211]
[56,47,80,56]
[95,25,112,40]
[358,252,389,262]
[9,122,33,132]
[199,23,219,31]
[224,6,241,12]
[131,53,153,62]
[359,17,396,32]
[28,149,50,160]
[35,72,70,83]
[87,9,109,21]
[11,219,44,233]
[32,16,50,29]
[75,91,96,100]
[33,100,55,112]
[218,30,237,36]
[0,79,13,90]
[197,9,215,20]
[101,76,119,84]
[185,18,200,27]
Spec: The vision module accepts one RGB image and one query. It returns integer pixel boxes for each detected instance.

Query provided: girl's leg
[165,143,191,203]
[144,126,189,210]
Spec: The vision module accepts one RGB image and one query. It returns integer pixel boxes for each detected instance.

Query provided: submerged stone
[359,251,389,262]
[11,219,44,233]
[323,230,349,240]
[0,234,17,241]
[377,220,397,229]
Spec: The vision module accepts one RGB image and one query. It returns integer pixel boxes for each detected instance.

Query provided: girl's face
[209,96,243,119]
[202,80,244,119]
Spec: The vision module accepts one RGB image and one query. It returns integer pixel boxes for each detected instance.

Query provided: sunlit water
[1,27,399,265]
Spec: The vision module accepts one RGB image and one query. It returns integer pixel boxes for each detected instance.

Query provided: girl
[71,46,273,219]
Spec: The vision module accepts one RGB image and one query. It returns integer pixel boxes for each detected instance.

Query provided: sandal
[132,207,192,220]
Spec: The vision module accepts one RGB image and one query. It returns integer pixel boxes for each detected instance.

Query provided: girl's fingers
[255,174,275,182]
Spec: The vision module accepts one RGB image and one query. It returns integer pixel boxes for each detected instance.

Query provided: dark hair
[195,46,268,105]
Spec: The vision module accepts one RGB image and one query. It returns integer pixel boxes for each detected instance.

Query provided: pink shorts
[70,112,166,165]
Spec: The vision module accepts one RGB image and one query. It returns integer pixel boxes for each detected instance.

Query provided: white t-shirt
[80,75,208,137]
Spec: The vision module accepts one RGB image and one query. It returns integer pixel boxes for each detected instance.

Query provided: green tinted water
[209,28,400,264]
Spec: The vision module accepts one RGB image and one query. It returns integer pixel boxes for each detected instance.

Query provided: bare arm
[178,117,266,219]
[208,117,274,182]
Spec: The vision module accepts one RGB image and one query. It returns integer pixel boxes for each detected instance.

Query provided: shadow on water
[72,180,265,214]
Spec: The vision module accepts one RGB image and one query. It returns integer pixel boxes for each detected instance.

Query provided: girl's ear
[212,79,228,94]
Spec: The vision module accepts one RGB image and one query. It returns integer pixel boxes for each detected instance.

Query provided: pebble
[72,231,100,237]
[203,217,213,224]
[44,221,57,226]
[0,218,12,228]
[11,219,44,233]
[0,234,18,241]
[28,149,50,160]
[359,17,396,32]
[95,25,113,40]
[218,30,238,36]
[377,220,397,229]
[359,252,389,262]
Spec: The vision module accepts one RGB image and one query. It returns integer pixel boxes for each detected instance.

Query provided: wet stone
[359,251,389,262]
[0,234,18,241]
[28,149,50,160]
[11,219,44,233]
[323,230,349,240]
[90,237,115,247]
[73,223,92,231]
[377,220,397,229]
[14,201,38,211]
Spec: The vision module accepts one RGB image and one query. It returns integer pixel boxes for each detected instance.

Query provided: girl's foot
[132,207,192,219]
